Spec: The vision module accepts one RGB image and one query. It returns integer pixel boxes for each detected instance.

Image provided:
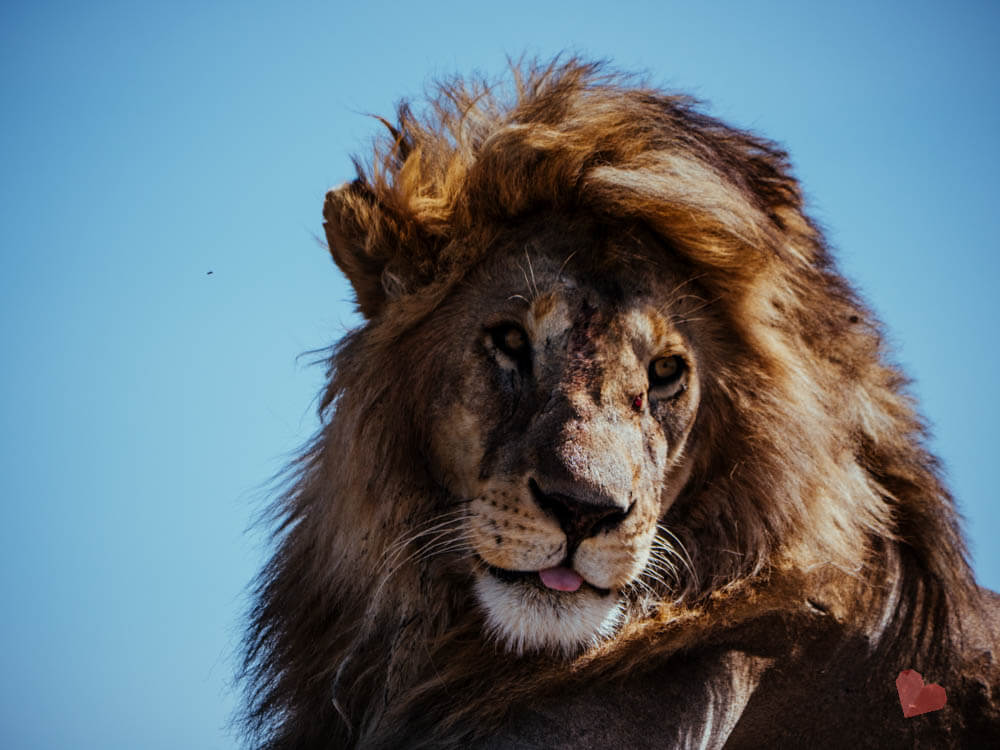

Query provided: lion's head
[241,60,979,749]
[425,217,707,654]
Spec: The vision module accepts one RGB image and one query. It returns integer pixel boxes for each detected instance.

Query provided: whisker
[371,523,473,601]
[655,523,696,577]
[374,510,470,576]
[375,520,466,574]
[663,272,709,306]
[417,542,475,565]
[524,248,538,299]
[413,532,474,563]
[677,294,722,320]
[556,250,578,279]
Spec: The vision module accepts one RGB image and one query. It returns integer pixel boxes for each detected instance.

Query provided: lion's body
[241,61,1000,749]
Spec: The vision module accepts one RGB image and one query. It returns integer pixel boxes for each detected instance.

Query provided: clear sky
[1,1,997,748]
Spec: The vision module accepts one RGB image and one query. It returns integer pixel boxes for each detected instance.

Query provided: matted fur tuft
[240,59,996,749]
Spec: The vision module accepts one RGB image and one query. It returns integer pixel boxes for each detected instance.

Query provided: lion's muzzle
[529,478,632,553]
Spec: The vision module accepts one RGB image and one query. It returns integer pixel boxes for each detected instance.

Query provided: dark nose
[530,479,631,550]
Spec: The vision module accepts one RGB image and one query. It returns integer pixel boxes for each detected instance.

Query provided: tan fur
[240,60,1000,749]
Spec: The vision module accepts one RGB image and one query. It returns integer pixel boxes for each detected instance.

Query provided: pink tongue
[539,566,583,592]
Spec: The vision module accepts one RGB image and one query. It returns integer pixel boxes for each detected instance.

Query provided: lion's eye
[489,324,530,362]
[648,355,686,393]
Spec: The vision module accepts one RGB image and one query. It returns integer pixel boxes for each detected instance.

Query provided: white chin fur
[475,572,623,657]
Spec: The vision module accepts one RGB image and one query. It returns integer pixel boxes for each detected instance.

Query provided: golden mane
[240,59,996,749]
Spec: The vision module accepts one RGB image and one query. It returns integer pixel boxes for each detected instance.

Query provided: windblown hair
[240,59,984,749]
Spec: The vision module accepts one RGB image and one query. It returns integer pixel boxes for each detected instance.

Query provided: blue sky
[1,1,997,747]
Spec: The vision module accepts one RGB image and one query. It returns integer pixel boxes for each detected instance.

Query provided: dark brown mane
[240,59,993,749]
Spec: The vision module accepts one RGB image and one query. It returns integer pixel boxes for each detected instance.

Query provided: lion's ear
[323,181,406,319]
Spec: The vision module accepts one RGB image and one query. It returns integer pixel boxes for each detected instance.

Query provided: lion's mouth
[484,563,612,596]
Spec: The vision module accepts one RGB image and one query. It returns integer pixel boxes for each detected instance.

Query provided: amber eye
[489,324,530,361]
[648,355,686,391]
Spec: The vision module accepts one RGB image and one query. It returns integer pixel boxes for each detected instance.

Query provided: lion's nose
[530,479,631,549]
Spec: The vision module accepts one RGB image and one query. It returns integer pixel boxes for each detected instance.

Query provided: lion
[240,60,1000,749]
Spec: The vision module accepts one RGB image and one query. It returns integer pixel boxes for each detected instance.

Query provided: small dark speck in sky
[207,271,213,275]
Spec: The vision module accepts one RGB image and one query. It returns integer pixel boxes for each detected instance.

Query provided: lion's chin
[474,571,623,657]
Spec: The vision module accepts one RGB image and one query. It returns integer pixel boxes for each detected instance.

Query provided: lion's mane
[240,60,992,749]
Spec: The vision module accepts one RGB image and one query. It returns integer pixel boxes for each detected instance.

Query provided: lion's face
[428,220,703,655]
